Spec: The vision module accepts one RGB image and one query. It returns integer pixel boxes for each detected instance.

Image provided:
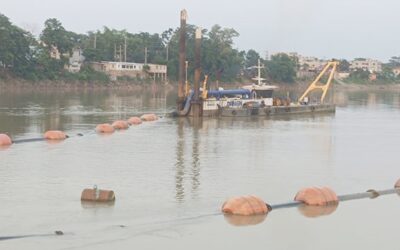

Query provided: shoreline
[1,79,400,92]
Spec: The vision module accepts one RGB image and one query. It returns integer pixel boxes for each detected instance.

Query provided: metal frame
[298,61,339,104]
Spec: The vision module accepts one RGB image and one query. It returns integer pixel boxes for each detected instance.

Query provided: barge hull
[218,104,335,117]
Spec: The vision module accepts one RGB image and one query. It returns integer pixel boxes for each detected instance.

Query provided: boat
[174,60,338,118]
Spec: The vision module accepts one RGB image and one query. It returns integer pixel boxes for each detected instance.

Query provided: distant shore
[1,78,400,92]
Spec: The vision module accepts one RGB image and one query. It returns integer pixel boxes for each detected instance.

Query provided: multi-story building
[271,52,327,72]
[350,58,382,73]
[91,61,167,81]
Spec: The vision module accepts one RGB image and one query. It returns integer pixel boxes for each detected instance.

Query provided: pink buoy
[222,195,269,216]
[140,114,158,122]
[44,131,67,140]
[112,120,129,130]
[127,117,142,125]
[0,134,12,146]
[95,124,115,133]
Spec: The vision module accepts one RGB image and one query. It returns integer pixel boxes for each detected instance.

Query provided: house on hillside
[350,58,382,73]
[67,48,85,73]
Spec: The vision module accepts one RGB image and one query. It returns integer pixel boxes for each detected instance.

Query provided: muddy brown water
[0,87,400,249]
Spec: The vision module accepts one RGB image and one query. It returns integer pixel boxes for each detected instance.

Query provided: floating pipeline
[0,231,64,241]
[112,120,129,130]
[127,116,142,125]
[1,114,161,147]
[222,180,400,225]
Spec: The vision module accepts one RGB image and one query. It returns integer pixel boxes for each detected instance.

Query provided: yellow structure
[298,61,339,104]
[201,75,209,99]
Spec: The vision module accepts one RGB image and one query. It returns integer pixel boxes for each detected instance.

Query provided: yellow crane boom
[298,61,339,104]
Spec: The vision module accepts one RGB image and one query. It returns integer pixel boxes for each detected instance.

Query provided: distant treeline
[0,13,300,83]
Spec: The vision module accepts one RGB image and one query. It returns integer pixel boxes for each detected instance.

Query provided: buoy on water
[127,117,142,125]
[44,131,67,140]
[81,185,115,202]
[294,187,338,206]
[0,134,12,146]
[112,120,129,130]
[395,179,400,188]
[95,124,115,133]
[140,114,158,122]
[221,195,269,216]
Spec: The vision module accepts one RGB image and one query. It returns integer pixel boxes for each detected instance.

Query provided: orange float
[44,130,67,140]
[221,195,269,216]
[111,120,129,130]
[127,117,142,125]
[95,124,115,133]
[81,186,115,202]
[294,187,338,206]
[0,134,12,146]
[140,113,158,122]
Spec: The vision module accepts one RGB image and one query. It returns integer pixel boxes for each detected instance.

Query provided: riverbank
[1,78,400,92]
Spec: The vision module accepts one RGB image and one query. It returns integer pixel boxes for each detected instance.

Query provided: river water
[0,86,400,249]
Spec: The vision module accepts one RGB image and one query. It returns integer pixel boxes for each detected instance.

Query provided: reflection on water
[0,85,176,138]
[1,87,400,249]
[175,118,202,202]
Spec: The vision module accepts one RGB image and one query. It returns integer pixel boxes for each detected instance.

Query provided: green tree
[266,53,297,83]
[0,13,36,79]
[245,49,260,68]
[338,59,350,72]
[40,18,74,55]
[349,69,370,81]
[388,56,400,68]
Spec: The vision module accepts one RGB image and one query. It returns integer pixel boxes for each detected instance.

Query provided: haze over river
[1,86,400,249]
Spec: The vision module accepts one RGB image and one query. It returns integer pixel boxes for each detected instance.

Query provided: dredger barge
[175,60,338,118]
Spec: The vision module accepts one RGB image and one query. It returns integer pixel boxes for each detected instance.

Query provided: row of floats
[0,113,159,147]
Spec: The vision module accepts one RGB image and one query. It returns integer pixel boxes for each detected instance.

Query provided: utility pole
[114,44,117,61]
[119,45,122,62]
[144,47,148,64]
[124,36,127,62]
[94,34,97,49]
[166,45,169,61]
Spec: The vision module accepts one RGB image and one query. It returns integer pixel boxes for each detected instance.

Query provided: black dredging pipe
[222,182,400,217]
[269,188,400,211]
[0,231,64,241]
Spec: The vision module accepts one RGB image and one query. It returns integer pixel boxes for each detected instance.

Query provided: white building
[350,58,382,73]
[91,61,167,80]
[271,52,327,72]
[67,48,85,73]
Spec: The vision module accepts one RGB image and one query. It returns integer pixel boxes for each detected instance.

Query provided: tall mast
[252,58,266,85]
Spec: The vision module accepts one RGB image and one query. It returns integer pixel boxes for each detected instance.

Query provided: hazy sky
[2,0,399,61]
